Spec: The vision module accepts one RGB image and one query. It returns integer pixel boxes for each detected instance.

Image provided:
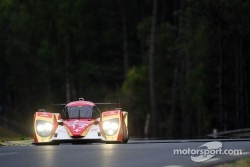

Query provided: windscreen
[65,106,100,119]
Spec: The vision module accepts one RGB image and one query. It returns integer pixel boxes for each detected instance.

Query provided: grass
[217,157,250,167]
[0,125,26,142]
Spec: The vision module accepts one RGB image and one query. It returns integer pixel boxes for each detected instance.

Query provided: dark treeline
[0,0,250,138]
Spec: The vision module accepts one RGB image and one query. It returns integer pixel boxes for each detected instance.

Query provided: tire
[122,138,128,144]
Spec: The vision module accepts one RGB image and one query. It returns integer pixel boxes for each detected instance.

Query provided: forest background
[0,0,250,138]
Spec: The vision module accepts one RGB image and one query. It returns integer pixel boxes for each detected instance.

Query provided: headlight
[102,118,119,136]
[36,120,53,137]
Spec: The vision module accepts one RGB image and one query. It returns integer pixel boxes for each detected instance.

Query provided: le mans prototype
[33,98,129,144]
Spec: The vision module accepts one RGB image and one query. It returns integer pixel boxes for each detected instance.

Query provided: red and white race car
[33,98,129,144]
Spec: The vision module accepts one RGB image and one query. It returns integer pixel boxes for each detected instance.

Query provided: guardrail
[208,128,250,138]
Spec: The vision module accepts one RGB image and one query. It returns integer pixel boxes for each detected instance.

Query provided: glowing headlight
[107,129,115,135]
[36,120,53,137]
[110,122,119,130]
[37,124,45,132]
[44,122,53,131]
[102,121,110,130]
[102,118,119,136]
[103,121,119,130]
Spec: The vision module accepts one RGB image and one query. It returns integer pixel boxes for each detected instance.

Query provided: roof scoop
[79,98,84,101]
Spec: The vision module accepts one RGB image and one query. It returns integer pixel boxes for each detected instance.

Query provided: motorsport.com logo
[173,141,243,162]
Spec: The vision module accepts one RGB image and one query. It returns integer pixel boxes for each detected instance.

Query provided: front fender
[101,110,128,143]
[33,111,60,143]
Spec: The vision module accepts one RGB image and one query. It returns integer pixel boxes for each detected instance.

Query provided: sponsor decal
[64,120,94,135]
[103,111,119,117]
[37,112,53,118]
[90,129,99,132]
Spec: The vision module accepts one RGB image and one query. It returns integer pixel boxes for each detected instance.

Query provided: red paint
[102,110,119,117]
[51,114,58,138]
[117,112,123,141]
[34,134,38,143]
[67,101,95,107]
[64,119,95,136]
[37,112,53,118]
[33,114,38,143]
[57,114,61,120]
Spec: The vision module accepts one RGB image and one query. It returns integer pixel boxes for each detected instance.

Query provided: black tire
[122,138,128,144]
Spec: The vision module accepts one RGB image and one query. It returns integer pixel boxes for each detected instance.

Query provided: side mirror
[94,120,99,125]
[57,119,63,125]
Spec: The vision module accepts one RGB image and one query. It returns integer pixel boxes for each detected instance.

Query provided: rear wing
[50,98,121,112]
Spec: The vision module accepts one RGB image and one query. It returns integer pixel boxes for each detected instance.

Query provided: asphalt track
[1,139,250,167]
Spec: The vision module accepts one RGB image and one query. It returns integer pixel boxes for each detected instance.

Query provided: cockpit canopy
[63,105,100,119]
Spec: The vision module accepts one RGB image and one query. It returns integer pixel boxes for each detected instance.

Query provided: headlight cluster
[102,118,119,136]
[36,120,53,137]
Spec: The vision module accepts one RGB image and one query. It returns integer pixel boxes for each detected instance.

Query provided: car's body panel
[33,99,128,144]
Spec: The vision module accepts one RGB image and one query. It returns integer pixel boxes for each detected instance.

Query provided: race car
[33,98,129,144]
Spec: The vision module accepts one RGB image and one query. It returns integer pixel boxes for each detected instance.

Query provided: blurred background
[0,0,250,139]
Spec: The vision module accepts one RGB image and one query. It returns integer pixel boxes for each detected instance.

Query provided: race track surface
[1,139,250,167]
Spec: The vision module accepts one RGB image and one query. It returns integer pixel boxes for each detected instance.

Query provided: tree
[148,0,158,137]
[121,0,129,78]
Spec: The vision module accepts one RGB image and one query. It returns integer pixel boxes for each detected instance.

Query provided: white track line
[0,152,17,156]
[201,157,220,163]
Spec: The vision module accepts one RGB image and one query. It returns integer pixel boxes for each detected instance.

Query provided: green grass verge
[218,157,250,167]
[0,125,28,142]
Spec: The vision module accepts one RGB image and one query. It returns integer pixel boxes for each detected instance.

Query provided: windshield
[64,106,100,119]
